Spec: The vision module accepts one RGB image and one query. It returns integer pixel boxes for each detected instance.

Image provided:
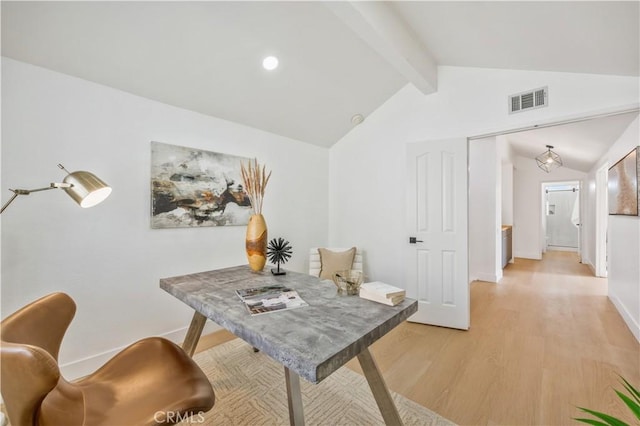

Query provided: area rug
[181,338,455,426]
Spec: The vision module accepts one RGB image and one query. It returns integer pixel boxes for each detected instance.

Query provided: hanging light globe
[536,145,563,173]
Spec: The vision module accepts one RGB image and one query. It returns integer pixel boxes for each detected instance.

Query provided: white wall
[498,135,515,227]
[502,163,514,227]
[513,156,586,259]
[601,116,640,341]
[1,58,329,378]
[329,65,637,291]
[469,137,502,282]
[583,168,598,270]
[583,160,615,276]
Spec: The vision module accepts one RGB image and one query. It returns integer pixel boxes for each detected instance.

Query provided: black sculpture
[267,237,292,275]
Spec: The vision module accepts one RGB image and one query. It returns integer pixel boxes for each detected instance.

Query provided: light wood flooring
[196,251,639,425]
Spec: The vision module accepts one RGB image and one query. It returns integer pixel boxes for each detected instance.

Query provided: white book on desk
[359,282,405,306]
[359,289,405,306]
[360,281,405,298]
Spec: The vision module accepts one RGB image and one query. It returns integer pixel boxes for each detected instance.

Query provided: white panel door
[406,138,469,330]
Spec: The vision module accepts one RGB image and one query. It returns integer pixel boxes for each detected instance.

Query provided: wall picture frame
[151,141,252,228]
[608,146,639,216]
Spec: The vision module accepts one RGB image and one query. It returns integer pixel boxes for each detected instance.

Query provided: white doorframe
[595,164,608,277]
[541,184,548,254]
[578,180,583,263]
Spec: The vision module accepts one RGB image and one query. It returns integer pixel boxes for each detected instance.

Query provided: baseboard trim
[60,321,221,380]
[547,246,578,252]
[608,292,640,344]
[514,251,542,260]
[475,271,502,283]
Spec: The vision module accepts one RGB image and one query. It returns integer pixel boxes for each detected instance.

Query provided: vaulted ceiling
[2,1,639,170]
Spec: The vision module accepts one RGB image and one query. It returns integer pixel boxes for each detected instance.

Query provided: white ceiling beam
[325,1,437,95]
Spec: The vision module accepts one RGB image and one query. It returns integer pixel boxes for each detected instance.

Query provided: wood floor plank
[485,332,544,425]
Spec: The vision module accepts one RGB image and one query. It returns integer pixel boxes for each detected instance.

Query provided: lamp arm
[0,183,72,214]
[0,192,21,214]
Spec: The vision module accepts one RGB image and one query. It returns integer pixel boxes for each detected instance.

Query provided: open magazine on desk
[235,284,308,316]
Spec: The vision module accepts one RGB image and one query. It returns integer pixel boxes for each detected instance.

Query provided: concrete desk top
[160,265,417,384]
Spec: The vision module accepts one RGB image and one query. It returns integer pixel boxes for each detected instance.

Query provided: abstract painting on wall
[608,146,639,216]
[151,141,252,228]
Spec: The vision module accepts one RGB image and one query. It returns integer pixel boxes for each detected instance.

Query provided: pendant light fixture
[535,145,563,173]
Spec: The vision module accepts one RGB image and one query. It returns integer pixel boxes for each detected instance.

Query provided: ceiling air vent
[509,86,548,114]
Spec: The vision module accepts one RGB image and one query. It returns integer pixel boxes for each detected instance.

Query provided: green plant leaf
[615,390,640,420]
[575,407,630,426]
[620,376,640,405]
[574,418,618,426]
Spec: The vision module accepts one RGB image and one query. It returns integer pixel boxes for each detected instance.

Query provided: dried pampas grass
[240,158,271,215]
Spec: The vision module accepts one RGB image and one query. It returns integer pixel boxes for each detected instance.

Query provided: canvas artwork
[608,146,639,216]
[151,141,252,228]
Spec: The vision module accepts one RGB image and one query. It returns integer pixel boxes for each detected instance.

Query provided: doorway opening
[467,108,637,290]
[542,181,581,256]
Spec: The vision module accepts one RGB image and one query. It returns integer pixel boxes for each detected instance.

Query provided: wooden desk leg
[357,347,403,426]
[182,311,207,357]
[284,367,305,426]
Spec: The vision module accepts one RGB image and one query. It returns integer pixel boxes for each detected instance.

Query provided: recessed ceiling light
[262,56,279,71]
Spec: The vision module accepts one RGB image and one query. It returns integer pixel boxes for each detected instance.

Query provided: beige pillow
[318,247,356,280]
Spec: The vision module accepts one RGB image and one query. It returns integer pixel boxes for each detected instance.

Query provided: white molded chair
[309,247,363,278]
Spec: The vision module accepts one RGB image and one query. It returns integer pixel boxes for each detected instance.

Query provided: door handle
[409,237,424,244]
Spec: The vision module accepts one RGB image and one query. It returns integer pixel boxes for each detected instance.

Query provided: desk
[160,265,417,425]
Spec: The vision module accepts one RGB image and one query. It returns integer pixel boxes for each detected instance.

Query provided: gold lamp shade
[63,170,112,208]
[0,164,112,214]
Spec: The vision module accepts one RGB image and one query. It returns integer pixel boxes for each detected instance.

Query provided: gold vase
[246,214,267,271]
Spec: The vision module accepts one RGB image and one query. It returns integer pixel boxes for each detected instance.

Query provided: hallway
[347,251,639,425]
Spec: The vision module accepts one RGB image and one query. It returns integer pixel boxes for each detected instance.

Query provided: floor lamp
[0,164,112,214]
